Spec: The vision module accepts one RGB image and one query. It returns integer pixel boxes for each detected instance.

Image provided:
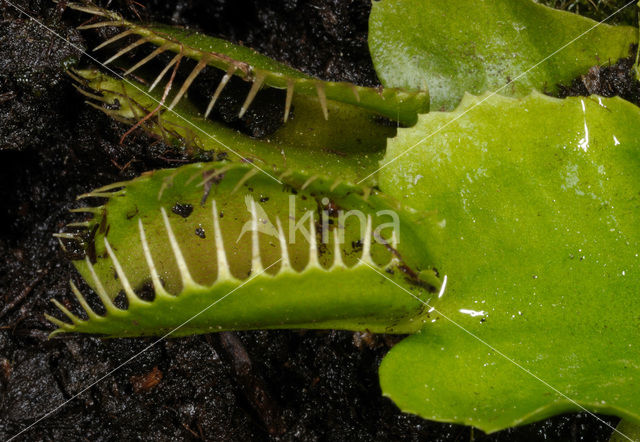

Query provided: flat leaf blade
[378,93,640,432]
[369,0,637,110]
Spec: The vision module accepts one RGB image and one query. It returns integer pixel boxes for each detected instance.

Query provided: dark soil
[558,51,640,103]
[0,0,635,440]
[541,0,638,25]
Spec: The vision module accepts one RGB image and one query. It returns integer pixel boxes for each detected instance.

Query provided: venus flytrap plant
[67,2,429,125]
[70,68,394,183]
[50,162,442,337]
[48,0,640,436]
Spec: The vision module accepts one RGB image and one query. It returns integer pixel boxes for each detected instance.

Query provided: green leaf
[69,2,429,125]
[611,420,640,442]
[50,162,442,337]
[369,0,637,110]
[377,92,640,432]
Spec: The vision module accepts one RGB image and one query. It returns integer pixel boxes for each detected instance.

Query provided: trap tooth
[85,101,133,123]
[205,66,236,118]
[157,171,180,200]
[50,299,81,326]
[239,73,266,118]
[275,217,292,271]
[360,215,373,265]
[104,237,145,305]
[94,29,134,51]
[331,228,344,268]
[301,175,319,191]
[388,231,401,268]
[249,199,264,274]
[56,237,67,252]
[284,80,295,122]
[73,85,107,102]
[149,52,182,92]
[92,180,130,193]
[50,162,440,337]
[70,280,99,320]
[307,213,320,268]
[329,179,343,192]
[350,84,361,102]
[65,221,90,228]
[77,190,124,199]
[315,82,329,120]
[45,311,73,329]
[125,43,171,76]
[77,20,123,30]
[85,257,118,312]
[199,164,235,187]
[104,37,150,66]
[53,233,80,240]
[169,55,212,110]
[277,169,294,181]
[211,200,233,281]
[138,219,170,298]
[231,168,259,194]
[69,3,111,18]
[161,208,199,289]
[362,187,372,201]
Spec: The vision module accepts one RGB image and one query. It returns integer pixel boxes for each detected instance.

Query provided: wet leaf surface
[369,0,637,110]
[379,92,640,432]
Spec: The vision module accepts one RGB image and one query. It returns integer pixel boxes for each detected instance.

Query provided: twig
[0,269,49,320]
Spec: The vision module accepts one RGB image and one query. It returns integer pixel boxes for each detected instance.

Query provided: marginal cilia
[66,2,429,125]
[68,67,394,185]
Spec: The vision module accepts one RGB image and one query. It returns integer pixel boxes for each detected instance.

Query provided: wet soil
[558,51,640,103]
[0,0,635,440]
